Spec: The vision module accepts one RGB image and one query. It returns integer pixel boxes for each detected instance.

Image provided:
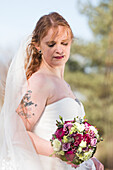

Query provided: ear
[35,46,40,51]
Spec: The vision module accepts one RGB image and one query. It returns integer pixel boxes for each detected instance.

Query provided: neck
[39,62,65,79]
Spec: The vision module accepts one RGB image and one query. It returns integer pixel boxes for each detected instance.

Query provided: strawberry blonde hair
[25,12,74,79]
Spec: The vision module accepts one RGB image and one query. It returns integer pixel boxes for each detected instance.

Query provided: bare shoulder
[28,72,53,94]
[28,72,47,85]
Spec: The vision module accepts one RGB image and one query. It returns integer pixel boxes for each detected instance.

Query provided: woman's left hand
[91,157,104,170]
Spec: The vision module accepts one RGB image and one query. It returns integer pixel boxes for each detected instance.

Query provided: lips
[53,56,64,59]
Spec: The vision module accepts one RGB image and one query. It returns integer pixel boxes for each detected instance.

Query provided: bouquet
[50,116,103,165]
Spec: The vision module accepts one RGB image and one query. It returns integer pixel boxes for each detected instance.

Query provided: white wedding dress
[0,37,96,170]
[0,97,96,170]
[32,97,96,170]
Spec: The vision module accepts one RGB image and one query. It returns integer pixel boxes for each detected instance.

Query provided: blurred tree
[72,0,113,168]
[70,0,113,69]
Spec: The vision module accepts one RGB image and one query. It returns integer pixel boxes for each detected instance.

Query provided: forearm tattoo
[16,90,37,119]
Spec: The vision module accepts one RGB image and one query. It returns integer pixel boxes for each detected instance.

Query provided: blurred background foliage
[65,0,113,169]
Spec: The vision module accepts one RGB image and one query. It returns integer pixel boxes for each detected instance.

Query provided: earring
[39,50,42,54]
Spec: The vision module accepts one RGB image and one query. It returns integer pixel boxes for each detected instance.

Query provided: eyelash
[48,44,55,47]
[48,43,68,47]
[63,43,68,46]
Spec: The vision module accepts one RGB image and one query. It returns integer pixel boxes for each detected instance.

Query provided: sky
[0,0,95,51]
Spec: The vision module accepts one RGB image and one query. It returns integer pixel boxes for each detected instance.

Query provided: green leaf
[59,115,63,122]
[52,134,57,139]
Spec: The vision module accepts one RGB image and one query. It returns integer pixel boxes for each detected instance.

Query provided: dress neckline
[45,97,81,108]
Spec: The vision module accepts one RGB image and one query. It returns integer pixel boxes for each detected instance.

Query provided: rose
[63,122,73,133]
[84,122,91,132]
[83,134,91,144]
[62,143,71,151]
[89,126,98,135]
[89,130,96,138]
[65,150,75,161]
[55,128,65,140]
[52,139,61,151]
[73,133,83,147]
[90,138,97,147]
[75,122,85,133]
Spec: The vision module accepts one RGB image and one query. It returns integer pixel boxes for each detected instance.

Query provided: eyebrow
[46,39,69,44]
[46,41,55,44]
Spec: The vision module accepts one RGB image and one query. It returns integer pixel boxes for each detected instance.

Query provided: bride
[0,12,104,170]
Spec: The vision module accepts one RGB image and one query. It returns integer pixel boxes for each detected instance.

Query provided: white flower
[89,126,98,135]
[52,139,61,152]
[76,117,84,123]
[75,122,85,132]
[79,140,87,148]
[78,146,82,153]
[83,150,93,160]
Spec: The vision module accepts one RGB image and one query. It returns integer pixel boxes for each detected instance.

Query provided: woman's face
[39,26,72,68]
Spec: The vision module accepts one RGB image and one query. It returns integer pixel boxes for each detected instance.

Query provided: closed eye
[62,43,68,46]
[48,43,56,47]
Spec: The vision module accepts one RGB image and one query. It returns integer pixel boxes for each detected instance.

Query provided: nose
[55,45,63,55]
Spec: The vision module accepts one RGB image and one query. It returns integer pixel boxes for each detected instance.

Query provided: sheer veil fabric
[0,36,43,170]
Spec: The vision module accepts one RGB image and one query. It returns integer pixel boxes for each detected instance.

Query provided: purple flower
[63,122,73,133]
[55,128,65,140]
[90,138,97,147]
[82,146,89,152]
[62,143,71,151]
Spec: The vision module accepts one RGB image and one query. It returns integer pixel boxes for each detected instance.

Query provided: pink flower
[55,128,65,140]
[63,122,73,133]
[89,130,96,138]
[84,122,91,132]
[73,134,83,147]
[83,134,91,144]
[64,120,73,124]
[90,138,97,147]
[62,143,71,151]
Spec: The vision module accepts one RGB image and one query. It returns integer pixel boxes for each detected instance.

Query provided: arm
[91,157,104,170]
[17,73,54,156]
[27,131,54,156]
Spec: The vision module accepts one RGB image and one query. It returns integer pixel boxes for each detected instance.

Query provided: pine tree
[71,0,113,68]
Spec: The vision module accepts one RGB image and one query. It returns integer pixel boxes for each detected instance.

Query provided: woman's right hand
[91,157,104,170]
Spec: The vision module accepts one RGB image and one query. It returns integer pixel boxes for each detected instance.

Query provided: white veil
[0,36,43,170]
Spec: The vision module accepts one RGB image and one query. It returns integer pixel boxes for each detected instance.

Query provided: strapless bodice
[32,98,85,141]
[32,98,96,170]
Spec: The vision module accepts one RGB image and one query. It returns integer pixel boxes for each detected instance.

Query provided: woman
[0,12,104,170]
